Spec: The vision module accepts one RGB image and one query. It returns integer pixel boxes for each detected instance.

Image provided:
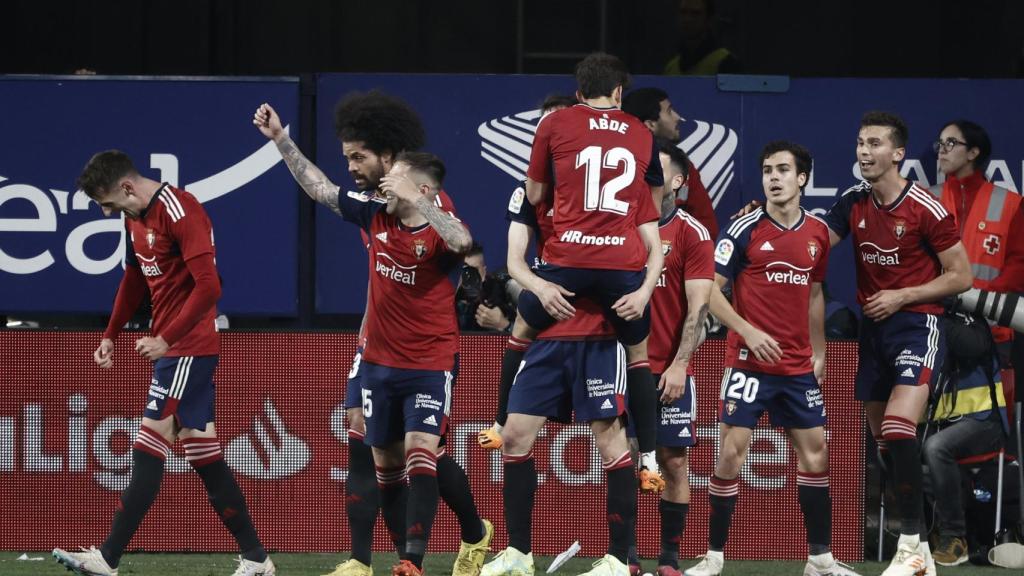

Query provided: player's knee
[347,408,366,435]
[511,313,537,340]
[500,420,537,454]
[657,448,688,481]
[800,447,828,474]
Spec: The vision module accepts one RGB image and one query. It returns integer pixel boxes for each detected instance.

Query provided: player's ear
[672,173,686,192]
[612,85,623,105]
[797,172,808,188]
[380,149,395,170]
[644,119,659,133]
[892,146,906,164]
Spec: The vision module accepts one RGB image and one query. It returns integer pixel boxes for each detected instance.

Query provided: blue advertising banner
[314,74,1024,314]
[0,77,301,315]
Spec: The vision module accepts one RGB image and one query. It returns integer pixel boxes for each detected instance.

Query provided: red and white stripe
[708,475,740,497]
[679,211,712,241]
[880,415,917,441]
[376,465,407,487]
[406,447,438,477]
[627,360,650,371]
[875,435,888,452]
[906,183,949,222]
[158,186,187,222]
[507,336,532,352]
[183,437,222,467]
[796,471,830,488]
[602,451,633,472]
[435,446,447,459]
[348,428,366,440]
[502,450,533,464]
[133,425,172,460]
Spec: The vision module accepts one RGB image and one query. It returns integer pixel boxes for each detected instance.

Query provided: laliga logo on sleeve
[225,398,310,480]
[478,111,737,208]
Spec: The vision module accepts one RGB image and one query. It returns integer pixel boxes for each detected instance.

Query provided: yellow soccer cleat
[324,558,373,576]
[453,519,495,576]
[478,425,504,450]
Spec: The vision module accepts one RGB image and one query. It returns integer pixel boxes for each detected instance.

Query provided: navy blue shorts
[343,346,365,410]
[360,361,454,447]
[718,368,826,429]
[145,355,218,430]
[657,375,698,448]
[857,311,945,402]
[517,264,650,346]
[507,339,626,423]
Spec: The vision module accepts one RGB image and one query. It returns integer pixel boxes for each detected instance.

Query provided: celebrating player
[255,100,490,576]
[53,151,275,576]
[517,52,667,488]
[685,142,857,576]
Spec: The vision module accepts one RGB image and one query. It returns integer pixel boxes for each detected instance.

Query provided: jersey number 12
[576,146,635,215]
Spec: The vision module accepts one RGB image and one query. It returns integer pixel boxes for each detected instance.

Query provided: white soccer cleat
[577,555,629,576]
[52,546,118,576]
[481,547,535,576]
[683,551,723,576]
[231,555,276,576]
[803,552,862,576]
[918,541,936,576]
[880,535,927,576]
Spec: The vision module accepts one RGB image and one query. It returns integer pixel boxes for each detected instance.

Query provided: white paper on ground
[547,540,581,573]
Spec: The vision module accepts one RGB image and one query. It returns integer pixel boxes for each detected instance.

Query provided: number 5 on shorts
[725,370,759,403]
[361,388,373,417]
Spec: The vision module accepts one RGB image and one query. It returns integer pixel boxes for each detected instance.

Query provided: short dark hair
[941,119,992,170]
[657,138,690,177]
[333,90,426,156]
[77,150,138,200]
[395,151,446,187]
[575,52,631,99]
[861,111,908,149]
[759,141,813,188]
[622,87,670,123]
[540,94,577,115]
[466,242,484,258]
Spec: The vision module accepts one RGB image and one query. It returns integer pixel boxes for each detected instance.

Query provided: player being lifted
[631,140,714,576]
[255,101,490,576]
[824,113,972,576]
[685,142,858,576]
[53,151,275,576]
[517,52,667,489]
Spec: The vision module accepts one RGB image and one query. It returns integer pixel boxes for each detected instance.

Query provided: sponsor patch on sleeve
[714,238,735,266]
[508,187,525,214]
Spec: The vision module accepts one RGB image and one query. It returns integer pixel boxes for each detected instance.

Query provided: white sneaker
[52,546,118,576]
[880,535,927,576]
[989,542,1024,569]
[683,551,723,576]
[577,555,629,576]
[232,555,276,576]
[803,552,861,576]
[918,541,935,576]
[481,547,535,576]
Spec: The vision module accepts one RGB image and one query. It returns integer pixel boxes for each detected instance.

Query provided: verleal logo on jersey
[478,110,738,208]
[764,261,812,285]
[859,242,901,266]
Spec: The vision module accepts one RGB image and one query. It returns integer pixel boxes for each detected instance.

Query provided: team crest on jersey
[725,400,737,416]
[661,239,672,256]
[146,229,156,249]
[893,220,906,240]
[807,240,819,260]
[413,239,428,259]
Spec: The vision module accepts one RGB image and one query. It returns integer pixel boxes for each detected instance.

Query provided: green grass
[6,551,1006,576]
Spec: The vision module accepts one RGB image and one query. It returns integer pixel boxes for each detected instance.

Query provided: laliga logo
[478,111,738,208]
[0,126,290,276]
[225,397,311,480]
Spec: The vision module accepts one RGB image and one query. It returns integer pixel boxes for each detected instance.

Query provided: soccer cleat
[52,547,118,576]
[628,562,642,576]
[880,536,927,576]
[577,554,629,576]
[324,558,374,576]
[478,425,503,450]
[481,547,534,576]
[231,555,276,576]
[453,518,495,576]
[392,560,423,576]
[931,536,967,566]
[656,566,682,576]
[683,551,723,576]
[803,552,861,576]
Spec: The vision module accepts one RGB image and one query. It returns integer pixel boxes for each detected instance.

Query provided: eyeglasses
[933,138,968,153]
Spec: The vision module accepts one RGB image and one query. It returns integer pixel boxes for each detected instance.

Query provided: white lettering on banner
[559,230,626,246]
[224,398,310,480]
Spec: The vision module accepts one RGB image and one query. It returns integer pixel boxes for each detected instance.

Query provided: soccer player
[635,141,714,576]
[53,151,275,576]
[482,201,636,576]
[255,99,491,576]
[621,87,719,239]
[685,142,857,576]
[518,52,666,489]
[824,112,972,576]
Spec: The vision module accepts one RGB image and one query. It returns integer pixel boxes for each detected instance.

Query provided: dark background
[3,0,1022,78]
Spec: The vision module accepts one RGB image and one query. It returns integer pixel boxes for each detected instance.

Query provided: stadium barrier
[0,331,863,560]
